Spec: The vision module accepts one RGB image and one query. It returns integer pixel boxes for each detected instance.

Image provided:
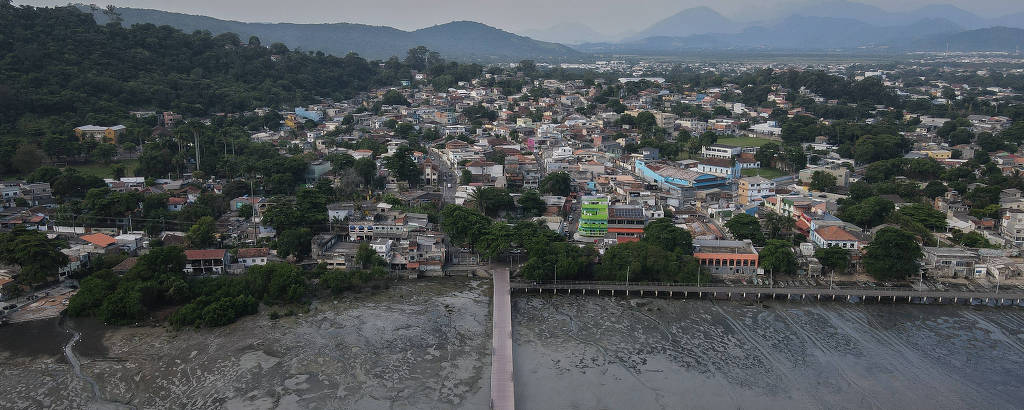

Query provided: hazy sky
[18,0,1024,33]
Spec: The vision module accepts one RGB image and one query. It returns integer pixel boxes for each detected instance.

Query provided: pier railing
[509,280,1024,303]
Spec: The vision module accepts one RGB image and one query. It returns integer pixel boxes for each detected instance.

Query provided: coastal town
[4,2,1024,409]
[3,55,1024,325]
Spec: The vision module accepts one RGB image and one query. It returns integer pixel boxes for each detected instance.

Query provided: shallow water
[3,280,1023,409]
[512,296,1024,410]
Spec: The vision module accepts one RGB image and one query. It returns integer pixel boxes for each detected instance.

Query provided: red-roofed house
[167,197,187,212]
[81,233,118,252]
[236,247,269,267]
[810,225,862,250]
[184,249,230,275]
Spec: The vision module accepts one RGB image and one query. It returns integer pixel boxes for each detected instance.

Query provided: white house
[697,158,741,180]
[327,203,355,222]
[701,144,742,159]
[810,225,862,250]
[237,247,269,267]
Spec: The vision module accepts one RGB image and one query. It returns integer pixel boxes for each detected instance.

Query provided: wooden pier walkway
[491,268,515,410]
[510,281,1024,305]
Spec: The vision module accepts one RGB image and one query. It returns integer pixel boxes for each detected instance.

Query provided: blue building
[635,160,725,190]
[295,107,324,122]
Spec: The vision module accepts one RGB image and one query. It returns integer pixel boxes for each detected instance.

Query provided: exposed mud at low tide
[0,278,492,409]
[512,296,1024,410]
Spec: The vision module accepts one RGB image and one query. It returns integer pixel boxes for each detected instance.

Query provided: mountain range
[82,2,1024,59]
[85,6,584,62]
[577,1,1024,54]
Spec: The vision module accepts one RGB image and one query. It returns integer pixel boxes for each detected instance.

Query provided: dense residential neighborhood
[4,1,1024,408]
[5,55,1024,315]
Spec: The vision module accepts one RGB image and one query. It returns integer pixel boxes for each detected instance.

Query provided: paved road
[490,268,515,410]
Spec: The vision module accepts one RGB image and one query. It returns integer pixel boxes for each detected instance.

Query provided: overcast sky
[18,0,1024,33]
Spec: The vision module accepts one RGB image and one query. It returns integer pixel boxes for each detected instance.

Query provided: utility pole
[193,129,201,172]
[250,178,257,245]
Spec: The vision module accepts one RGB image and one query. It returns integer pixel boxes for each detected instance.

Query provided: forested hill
[0,3,479,175]
[84,6,585,62]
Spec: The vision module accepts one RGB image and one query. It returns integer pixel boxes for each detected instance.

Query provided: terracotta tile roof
[112,257,138,273]
[185,249,228,260]
[81,233,117,248]
[237,247,269,258]
[814,225,858,242]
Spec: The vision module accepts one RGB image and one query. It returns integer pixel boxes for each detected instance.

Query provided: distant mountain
[628,7,739,40]
[87,6,585,61]
[911,27,1024,52]
[523,22,616,45]
[576,15,963,53]
[772,1,987,28]
[990,12,1024,29]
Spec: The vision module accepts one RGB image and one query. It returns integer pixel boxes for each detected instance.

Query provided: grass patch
[716,136,776,147]
[741,167,786,179]
[66,159,139,179]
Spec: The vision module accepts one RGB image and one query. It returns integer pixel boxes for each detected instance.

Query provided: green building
[579,195,609,238]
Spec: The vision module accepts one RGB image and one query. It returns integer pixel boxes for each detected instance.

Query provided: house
[810,225,862,250]
[230,196,269,213]
[693,239,759,276]
[799,165,851,187]
[165,196,187,212]
[370,238,394,259]
[312,234,361,270]
[74,125,127,144]
[80,233,119,253]
[701,144,742,159]
[697,158,741,180]
[236,247,269,267]
[184,249,230,275]
[111,257,138,275]
[327,203,355,222]
[921,247,979,279]
[114,234,144,253]
[737,176,775,205]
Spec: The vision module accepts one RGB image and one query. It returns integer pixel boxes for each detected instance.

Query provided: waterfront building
[693,239,759,276]
[579,195,609,238]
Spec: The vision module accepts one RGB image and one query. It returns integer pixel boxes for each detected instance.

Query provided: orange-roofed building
[81,233,117,250]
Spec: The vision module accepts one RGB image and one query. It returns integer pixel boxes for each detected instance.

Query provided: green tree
[440,205,491,248]
[642,218,693,254]
[863,228,922,281]
[814,246,850,275]
[724,213,764,245]
[185,216,217,248]
[839,197,894,229]
[460,169,473,185]
[384,146,422,186]
[0,228,69,284]
[353,157,377,186]
[759,240,797,276]
[517,190,546,217]
[12,143,45,174]
[275,228,312,259]
[809,171,837,192]
[355,242,386,269]
[468,187,514,217]
[381,89,410,106]
[923,180,948,199]
[894,203,947,231]
[539,172,571,196]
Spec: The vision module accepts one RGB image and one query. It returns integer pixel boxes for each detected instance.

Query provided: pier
[491,268,515,410]
[510,281,1024,306]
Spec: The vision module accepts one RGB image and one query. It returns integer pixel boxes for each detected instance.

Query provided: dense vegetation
[440,204,708,284]
[0,3,482,177]
[66,244,395,327]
